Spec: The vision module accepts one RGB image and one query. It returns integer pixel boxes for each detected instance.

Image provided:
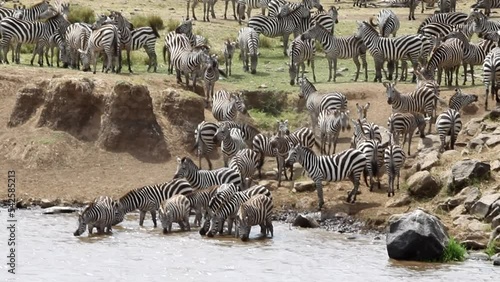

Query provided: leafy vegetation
[131,14,164,30]
[68,6,95,24]
[485,241,498,257]
[165,19,180,32]
[440,237,467,262]
[249,109,308,132]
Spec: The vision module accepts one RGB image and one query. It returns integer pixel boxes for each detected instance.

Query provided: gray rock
[447,160,491,194]
[494,257,500,266]
[491,160,500,172]
[462,118,483,137]
[487,108,500,120]
[39,199,56,209]
[446,186,481,212]
[417,135,440,152]
[471,193,500,219]
[293,180,316,192]
[415,150,440,171]
[407,171,440,199]
[292,214,320,228]
[492,214,500,229]
[468,252,491,261]
[450,204,466,219]
[461,240,487,250]
[385,194,412,208]
[441,150,460,162]
[386,209,448,261]
[486,135,500,147]
[468,133,489,149]
[42,206,80,214]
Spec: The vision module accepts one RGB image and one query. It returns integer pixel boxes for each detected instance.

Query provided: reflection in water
[1,209,498,281]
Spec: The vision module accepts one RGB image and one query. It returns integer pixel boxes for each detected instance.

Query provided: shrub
[166,19,180,32]
[68,6,95,24]
[440,237,466,262]
[259,37,273,49]
[131,15,164,31]
[485,241,498,257]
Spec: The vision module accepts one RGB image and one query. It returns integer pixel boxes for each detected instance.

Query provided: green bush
[68,6,95,24]
[440,237,467,262]
[166,19,180,32]
[259,37,273,49]
[131,14,164,30]
[485,241,498,257]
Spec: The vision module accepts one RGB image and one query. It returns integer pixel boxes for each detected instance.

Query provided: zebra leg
[191,1,198,20]
[352,55,361,82]
[211,2,216,19]
[315,180,325,210]
[327,58,333,82]
[88,224,94,235]
[282,33,290,57]
[139,210,146,226]
[333,58,338,83]
[257,153,264,179]
[126,48,132,73]
[470,64,475,86]
[267,219,273,238]
[151,210,157,228]
[311,58,316,83]
[179,220,186,231]
[185,214,191,231]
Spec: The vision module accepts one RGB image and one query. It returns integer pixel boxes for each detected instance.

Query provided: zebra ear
[176,157,182,163]
[382,81,389,88]
[365,102,370,110]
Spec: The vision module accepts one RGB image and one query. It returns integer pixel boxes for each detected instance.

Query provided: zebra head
[232,93,248,115]
[206,214,224,237]
[308,0,324,12]
[339,110,351,132]
[285,143,302,167]
[158,205,172,234]
[73,213,87,236]
[297,77,316,100]
[223,39,236,58]
[12,4,25,19]
[382,81,398,105]
[77,48,91,72]
[214,124,229,143]
[329,6,339,24]
[173,157,197,179]
[109,10,134,30]
[277,119,290,135]
[111,200,125,226]
[356,102,370,120]
[236,213,251,241]
[175,18,194,36]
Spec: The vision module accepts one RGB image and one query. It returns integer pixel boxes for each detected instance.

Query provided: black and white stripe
[223,39,236,76]
[211,90,248,121]
[229,148,260,189]
[10,1,52,21]
[311,5,339,34]
[285,145,366,208]
[471,0,500,17]
[288,35,315,85]
[73,196,118,236]
[186,185,220,227]
[236,0,270,25]
[169,32,209,89]
[158,194,191,234]
[218,121,261,148]
[130,25,160,72]
[163,19,195,75]
[267,0,323,17]
[355,102,370,120]
[387,112,429,156]
[214,124,248,167]
[269,130,293,186]
[435,108,462,152]
[448,88,478,112]
[116,178,193,227]
[376,9,400,38]
[78,23,121,74]
[420,37,463,87]
[45,31,66,67]
[384,135,406,197]
[203,54,220,104]
[65,22,92,70]
[483,47,500,110]
[318,109,350,155]
[237,27,259,74]
[236,194,273,241]
[193,121,218,170]
[174,156,242,189]
[416,12,467,33]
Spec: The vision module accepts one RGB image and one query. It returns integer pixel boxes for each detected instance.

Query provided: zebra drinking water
[74,196,119,236]
[236,194,273,241]
[158,194,191,234]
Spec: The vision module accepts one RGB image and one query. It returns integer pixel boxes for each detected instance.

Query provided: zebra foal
[435,108,462,152]
[74,196,119,236]
[384,135,406,197]
[236,194,273,241]
[158,194,191,234]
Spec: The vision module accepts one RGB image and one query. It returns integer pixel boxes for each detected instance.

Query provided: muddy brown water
[2,209,499,281]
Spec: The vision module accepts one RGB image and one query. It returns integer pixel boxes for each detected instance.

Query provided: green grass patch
[165,19,180,32]
[249,109,308,132]
[485,241,498,257]
[440,237,467,262]
[131,14,164,30]
[68,5,95,24]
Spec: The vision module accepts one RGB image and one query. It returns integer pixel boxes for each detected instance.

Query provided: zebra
[186,185,220,227]
[376,9,400,38]
[202,54,221,105]
[419,22,474,40]
[186,0,214,21]
[78,23,121,74]
[224,0,238,20]
[73,196,118,236]
[382,81,441,134]
[229,148,260,189]
[442,30,497,86]
[267,0,323,17]
[416,12,468,34]
[130,25,160,72]
[174,156,242,189]
[236,194,273,241]
[116,178,193,227]
[45,31,66,67]
[435,108,462,153]
[211,90,248,122]
[482,46,500,110]
[311,5,339,34]
[218,121,261,148]
[355,20,432,83]
[419,37,463,87]
[438,0,456,13]
[317,109,350,155]
[168,33,209,89]
[384,134,406,197]
[353,120,384,192]
[269,129,294,186]
[206,184,271,237]
[252,132,283,179]
[298,77,348,133]
[158,194,191,234]
[248,3,312,56]
[236,0,270,25]
[223,39,237,76]
[288,35,316,85]
[468,10,500,38]
[193,121,218,170]
[198,183,242,235]
[350,118,382,149]
[65,22,92,70]
[301,22,367,83]
[163,19,195,75]
[448,88,478,112]
[214,124,248,167]
[237,27,259,74]
[285,145,366,208]
[387,112,429,156]
[471,0,500,17]
[356,102,370,120]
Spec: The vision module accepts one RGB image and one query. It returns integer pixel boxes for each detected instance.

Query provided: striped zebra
[223,39,237,76]
[237,27,259,74]
[193,121,218,170]
[168,32,209,88]
[214,124,248,167]
[211,90,248,121]
[229,148,260,189]
[236,194,273,241]
[199,183,241,235]
[472,0,500,17]
[416,12,467,34]
[482,46,500,110]
[355,20,431,83]
[298,77,348,133]
[269,129,294,186]
[267,0,323,17]
[65,22,92,70]
[383,81,440,134]
[130,25,160,73]
[311,5,339,34]
[376,9,400,37]
[468,10,500,38]
[435,108,462,152]
[252,133,279,179]
[174,156,242,189]
[73,196,118,236]
[318,109,350,155]
[285,145,366,208]
[0,11,69,65]
[353,120,384,191]
[163,19,195,75]
[186,185,220,227]
[116,178,193,227]
[248,3,312,56]
[301,22,367,82]
[201,54,221,104]
[384,134,406,197]
[449,88,478,112]
[419,22,474,40]
[186,0,215,21]
[206,184,271,237]
[420,37,463,87]
[288,35,316,86]
[237,0,270,25]
[224,0,238,20]
[350,118,382,149]
[78,23,121,74]
[387,112,429,156]
[45,31,65,67]
[218,120,261,148]
[356,102,370,120]
[158,194,191,234]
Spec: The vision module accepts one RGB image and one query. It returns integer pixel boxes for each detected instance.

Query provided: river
[1,209,498,281]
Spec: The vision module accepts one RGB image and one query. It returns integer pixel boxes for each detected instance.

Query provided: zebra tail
[150,24,160,38]
[112,31,119,58]
[450,116,456,149]
[363,167,369,187]
[162,45,167,64]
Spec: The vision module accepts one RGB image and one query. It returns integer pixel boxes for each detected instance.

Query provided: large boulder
[447,160,491,194]
[471,193,500,219]
[96,82,169,162]
[386,209,449,261]
[407,171,440,199]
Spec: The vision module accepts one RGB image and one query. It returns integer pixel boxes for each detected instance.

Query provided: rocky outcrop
[386,209,449,261]
[447,160,490,194]
[7,81,48,127]
[471,193,500,219]
[438,186,481,212]
[407,171,440,199]
[157,88,205,149]
[96,82,169,162]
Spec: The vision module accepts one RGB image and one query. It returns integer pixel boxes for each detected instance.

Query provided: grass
[131,14,164,30]
[67,5,95,24]
[440,237,467,263]
[249,109,308,132]
[485,241,498,257]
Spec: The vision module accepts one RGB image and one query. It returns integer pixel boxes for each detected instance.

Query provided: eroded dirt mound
[96,82,170,162]
[8,81,48,127]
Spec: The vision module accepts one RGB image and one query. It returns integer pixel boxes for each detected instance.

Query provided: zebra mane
[31,1,50,8]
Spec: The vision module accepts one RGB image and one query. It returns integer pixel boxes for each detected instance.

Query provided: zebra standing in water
[387,112,429,156]
[214,123,248,167]
[158,195,191,234]
[74,196,118,236]
[236,194,273,241]
[186,185,220,227]
[193,121,218,170]
[238,27,259,74]
[211,90,248,121]
[174,156,242,189]
[318,109,350,155]
[229,148,260,189]
[301,22,367,82]
[435,108,462,152]
[285,145,366,208]
[223,39,237,76]
[384,134,406,197]
[288,35,316,86]
[448,88,478,112]
[116,178,193,227]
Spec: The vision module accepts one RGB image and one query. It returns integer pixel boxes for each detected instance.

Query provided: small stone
[492,214,500,229]
[385,194,412,208]
[39,199,55,209]
[450,204,466,219]
[292,214,319,228]
[258,84,267,89]
[293,180,316,192]
[487,136,500,147]
[492,160,500,172]
[407,171,440,199]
